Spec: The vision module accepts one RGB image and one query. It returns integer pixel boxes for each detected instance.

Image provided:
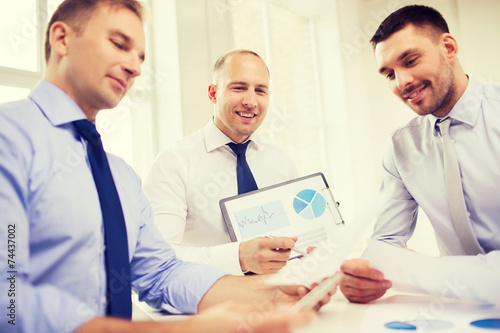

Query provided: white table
[132,291,500,332]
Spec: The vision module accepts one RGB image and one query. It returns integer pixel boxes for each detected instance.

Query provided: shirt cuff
[209,241,244,276]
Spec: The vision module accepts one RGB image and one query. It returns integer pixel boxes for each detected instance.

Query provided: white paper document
[367,240,500,306]
[266,196,382,286]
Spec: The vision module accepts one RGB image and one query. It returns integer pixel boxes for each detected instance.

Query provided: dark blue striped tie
[227,141,258,194]
[74,119,132,318]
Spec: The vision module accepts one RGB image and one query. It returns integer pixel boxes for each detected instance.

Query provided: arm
[143,150,244,274]
[440,250,500,270]
[198,274,333,313]
[339,142,415,303]
[143,150,297,275]
[370,141,419,247]
[0,119,96,333]
[75,302,315,333]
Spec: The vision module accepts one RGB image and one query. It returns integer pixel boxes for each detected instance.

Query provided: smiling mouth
[109,76,127,91]
[403,85,426,103]
[407,89,422,99]
[236,111,256,118]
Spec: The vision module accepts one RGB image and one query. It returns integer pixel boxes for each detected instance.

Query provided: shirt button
[101,296,107,305]
[451,139,455,143]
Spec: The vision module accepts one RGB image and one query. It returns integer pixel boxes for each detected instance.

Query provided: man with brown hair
[0,1,330,332]
[340,5,500,303]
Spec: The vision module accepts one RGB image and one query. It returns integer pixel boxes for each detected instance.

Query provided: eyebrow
[229,81,269,89]
[109,29,146,62]
[378,48,420,74]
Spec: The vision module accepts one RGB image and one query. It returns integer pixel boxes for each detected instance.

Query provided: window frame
[0,0,48,91]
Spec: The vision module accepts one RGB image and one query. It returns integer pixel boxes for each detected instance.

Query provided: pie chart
[293,189,326,220]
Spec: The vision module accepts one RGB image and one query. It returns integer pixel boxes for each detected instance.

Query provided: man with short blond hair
[144,49,299,275]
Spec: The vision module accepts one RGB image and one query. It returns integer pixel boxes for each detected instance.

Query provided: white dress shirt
[143,119,298,275]
[372,78,500,257]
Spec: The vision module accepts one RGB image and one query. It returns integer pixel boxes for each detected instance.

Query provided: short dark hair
[212,49,269,84]
[370,5,449,49]
[44,0,144,63]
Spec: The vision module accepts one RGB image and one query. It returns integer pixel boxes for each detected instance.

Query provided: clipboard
[219,172,345,254]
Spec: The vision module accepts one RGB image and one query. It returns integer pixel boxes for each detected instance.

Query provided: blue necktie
[74,120,132,319]
[227,141,258,194]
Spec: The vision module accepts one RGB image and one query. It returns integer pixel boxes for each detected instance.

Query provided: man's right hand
[239,236,297,274]
[339,258,392,303]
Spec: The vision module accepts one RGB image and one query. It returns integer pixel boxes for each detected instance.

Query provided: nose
[394,70,413,90]
[242,91,257,108]
[123,53,142,78]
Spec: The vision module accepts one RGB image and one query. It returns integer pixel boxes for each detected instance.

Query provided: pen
[265,235,309,256]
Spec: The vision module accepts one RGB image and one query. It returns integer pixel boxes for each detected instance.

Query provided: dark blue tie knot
[74,119,102,148]
[226,140,258,194]
[227,140,251,156]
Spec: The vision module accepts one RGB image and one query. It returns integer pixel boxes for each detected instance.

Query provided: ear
[441,33,459,61]
[49,21,74,59]
[208,84,217,104]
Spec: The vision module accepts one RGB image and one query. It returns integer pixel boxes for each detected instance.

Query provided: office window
[230,0,325,176]
[0,86,31,104]
[0,0,156,179]
[0,0,39,72]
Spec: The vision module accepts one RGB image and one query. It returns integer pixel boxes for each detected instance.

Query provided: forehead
[221,54,269,84]
[374,25,434,66]
[83,4,145,51]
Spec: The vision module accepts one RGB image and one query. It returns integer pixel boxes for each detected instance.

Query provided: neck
[44,65,98,122]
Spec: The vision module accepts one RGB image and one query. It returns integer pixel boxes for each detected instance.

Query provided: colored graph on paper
[293,189,326,220]
[234,200,290,239]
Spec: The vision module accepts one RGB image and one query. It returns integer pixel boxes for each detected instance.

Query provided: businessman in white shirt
[144,50,298,275]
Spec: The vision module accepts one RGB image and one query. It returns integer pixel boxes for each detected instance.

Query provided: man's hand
[239,236,298,274]
[339,258,391,303]
[199,275,333,314]
[272,282,334,312]
[192,301,316,333]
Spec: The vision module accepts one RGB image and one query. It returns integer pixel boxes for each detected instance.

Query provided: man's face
[374,24,457,117]
[60,4,145,117]
[210,53,270,143]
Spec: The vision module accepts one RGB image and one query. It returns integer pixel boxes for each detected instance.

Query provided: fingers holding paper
[339,258,392,303]
[239,236,298,274]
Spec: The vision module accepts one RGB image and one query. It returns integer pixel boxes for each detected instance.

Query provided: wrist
[238,242,248,272]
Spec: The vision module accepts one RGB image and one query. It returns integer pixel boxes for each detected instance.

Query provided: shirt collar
[29,80,88,127]
[203,117,260,153]
[428,77,483,134]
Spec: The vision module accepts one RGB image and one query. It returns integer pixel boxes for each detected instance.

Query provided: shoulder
[148,128,206,177]
[0,98,49,151]
[0,98,44,126]
[482,83,500,101]
[160,128,205,158]
[388,116,429,146]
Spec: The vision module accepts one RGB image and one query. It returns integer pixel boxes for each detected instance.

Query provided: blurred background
[1,0,499,256]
